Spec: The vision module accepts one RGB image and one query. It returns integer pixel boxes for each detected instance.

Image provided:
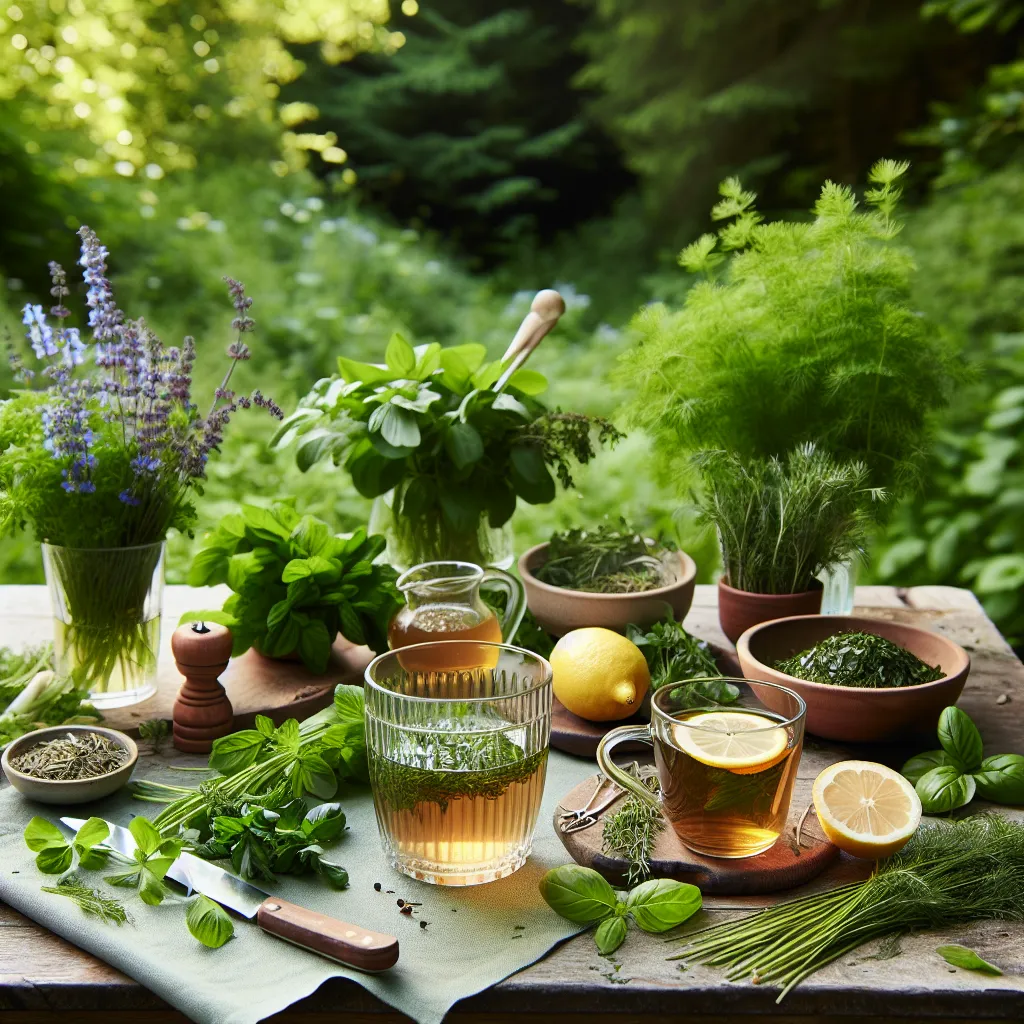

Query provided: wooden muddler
[171,621,234,754]
[494,289,566,393]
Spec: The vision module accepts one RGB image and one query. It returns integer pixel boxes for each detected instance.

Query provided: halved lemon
[812,760,922,859]
[672,711,789,773]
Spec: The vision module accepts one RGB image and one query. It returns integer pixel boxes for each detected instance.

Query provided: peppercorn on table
[2,583,1024,1024]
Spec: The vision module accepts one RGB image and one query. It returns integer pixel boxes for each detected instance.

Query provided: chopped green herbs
[536,521,672,594]
[776,630,944,688]
[10,731,129,780]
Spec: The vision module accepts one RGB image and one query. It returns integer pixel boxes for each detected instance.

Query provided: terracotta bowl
[519,542,697,637]
[736,615,970,743]
[717,578,823,644]
[1,725,138,804]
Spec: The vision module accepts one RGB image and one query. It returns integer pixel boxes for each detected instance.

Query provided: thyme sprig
[602,765,665,884]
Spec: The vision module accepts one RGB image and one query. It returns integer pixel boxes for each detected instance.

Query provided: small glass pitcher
[388,561,526,671]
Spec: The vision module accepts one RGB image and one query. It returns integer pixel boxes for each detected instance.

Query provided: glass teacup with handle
[388,561,527,672]
[596,678,806,858]
[364,640,552,885]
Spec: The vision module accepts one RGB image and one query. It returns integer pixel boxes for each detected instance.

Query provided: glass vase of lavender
[0,227,282,708]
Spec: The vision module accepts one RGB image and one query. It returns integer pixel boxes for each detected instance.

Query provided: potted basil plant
[271,332,622,569]
[182,501,401,673]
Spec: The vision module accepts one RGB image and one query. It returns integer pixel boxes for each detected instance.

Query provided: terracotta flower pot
[519,542,697,637]
[717,578,823,645]
[735,614,970,742]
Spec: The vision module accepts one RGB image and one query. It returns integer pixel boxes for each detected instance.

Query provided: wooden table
[3,584,1024,1024]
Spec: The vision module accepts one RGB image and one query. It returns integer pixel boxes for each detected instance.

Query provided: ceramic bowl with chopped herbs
[736,615,970,743]
[519,522,697,637]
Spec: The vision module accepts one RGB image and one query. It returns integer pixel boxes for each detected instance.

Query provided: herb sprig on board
[601,766,665,884]
[536,521,671,594]
[776,631,944,688]
[626,618,722,690]
[671,815,1024,1000]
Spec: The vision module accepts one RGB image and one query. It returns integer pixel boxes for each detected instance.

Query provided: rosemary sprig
[41,875,128,924]
[602,766,665,884]
[670,816,1024,1001]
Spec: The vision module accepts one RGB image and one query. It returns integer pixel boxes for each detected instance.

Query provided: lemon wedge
[812,760,922,859]
[672,710,789,773]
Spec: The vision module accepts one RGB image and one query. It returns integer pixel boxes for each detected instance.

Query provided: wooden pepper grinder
[171,621,235,754]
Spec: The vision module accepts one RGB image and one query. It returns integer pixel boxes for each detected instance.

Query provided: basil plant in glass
[272,333,622,569]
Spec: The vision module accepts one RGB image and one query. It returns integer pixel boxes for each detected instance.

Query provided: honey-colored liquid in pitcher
[655,709,800,858]
[388,604,502,671]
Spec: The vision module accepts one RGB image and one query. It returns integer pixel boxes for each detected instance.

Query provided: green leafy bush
[182,501,400,672]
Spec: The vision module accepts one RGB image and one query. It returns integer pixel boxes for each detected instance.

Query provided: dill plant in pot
[0,229,282,707]
[621,160,956,637]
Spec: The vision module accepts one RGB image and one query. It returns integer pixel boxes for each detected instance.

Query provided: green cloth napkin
[0,749,594,1024]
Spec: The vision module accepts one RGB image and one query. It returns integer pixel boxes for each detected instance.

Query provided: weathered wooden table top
[3,583,1024,1024]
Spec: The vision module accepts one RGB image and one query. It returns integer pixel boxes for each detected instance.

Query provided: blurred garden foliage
[0,0,1022,642]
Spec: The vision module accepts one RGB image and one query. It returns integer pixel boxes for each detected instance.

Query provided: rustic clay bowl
[519,542,697,637]
[1,725,138,804]
[717,578,823,645]
[736,615,970,743]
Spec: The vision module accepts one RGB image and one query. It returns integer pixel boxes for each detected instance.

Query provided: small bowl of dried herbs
[519,522,697,637]
[735,615,970,742]
[1,724,138,804]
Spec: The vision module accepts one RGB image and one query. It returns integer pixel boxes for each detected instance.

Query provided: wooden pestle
[171,621,235,754]
[494,289,566,393]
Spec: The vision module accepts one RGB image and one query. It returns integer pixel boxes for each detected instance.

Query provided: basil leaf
[385,332,416,376]
[35,845,74,874]
[915,765,976,813]
[316,860,350,890]
[128,817,163,857]
[901,749,953,785]
[973,753,1024,805]
[937,706,983,772]
[303,802,347,843]
[138,867,172,906]
[539,865,619,924]
[105,869,142,887]
[625,878,703,933]
[333,684,365,724]
[255,715,276,739]
[24,816,68,852]
[73,816,109,852]
[209,730,266,775]
[936,944,1002,975]
[186,894,235,948]
[595,915,628,955]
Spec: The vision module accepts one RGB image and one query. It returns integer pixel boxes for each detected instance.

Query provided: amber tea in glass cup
[388,561,526,672]
[597,679,805,858]
[365,640,552,885]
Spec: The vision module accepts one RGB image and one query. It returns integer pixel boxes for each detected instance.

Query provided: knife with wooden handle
[61,817,399,972]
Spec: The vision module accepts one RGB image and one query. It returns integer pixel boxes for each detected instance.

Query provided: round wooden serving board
[550,644,742,758]
[555,772,839,895]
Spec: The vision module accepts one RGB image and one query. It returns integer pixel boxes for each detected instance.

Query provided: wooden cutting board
[550,645,742,757]
[555,771,842,894]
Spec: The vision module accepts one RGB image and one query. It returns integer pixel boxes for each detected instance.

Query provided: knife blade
[61,816,399,972]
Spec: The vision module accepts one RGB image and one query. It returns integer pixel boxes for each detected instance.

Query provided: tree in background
[575,0,1007,245]
[291,0,632,263]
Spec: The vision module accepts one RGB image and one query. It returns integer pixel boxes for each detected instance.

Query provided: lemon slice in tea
[812,760,922,859]
[672,710,789,773]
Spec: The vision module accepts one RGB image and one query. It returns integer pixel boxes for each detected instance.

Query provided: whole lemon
[550,627,650,722]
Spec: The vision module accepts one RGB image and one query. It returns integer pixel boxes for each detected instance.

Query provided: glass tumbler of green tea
[597,679,806,858]
[365,641,552,885]
[388,561,527,672]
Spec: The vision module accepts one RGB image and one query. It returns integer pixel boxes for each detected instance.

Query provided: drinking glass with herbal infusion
[597,679,805,858]
[364,641,552,885]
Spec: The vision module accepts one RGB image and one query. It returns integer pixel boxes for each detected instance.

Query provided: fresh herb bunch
[25,816,233,947]
[536,520,670,594]
[185,794,349,889]
[540,864,701,955]
[601,766,665,884]
[626,618,721,689]
[671,815,1024,1001]
[777,631,944,689]
[622,161,957,507]
[182,501,400,672]
[0,646,98,747]
[1,229,281,547]
[271,332,622,565]
[132,687,368,838]
[902,705,1024,813]
[694,444,878,594]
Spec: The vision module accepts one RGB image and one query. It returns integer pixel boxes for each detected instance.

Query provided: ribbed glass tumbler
[364,641,552,886]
